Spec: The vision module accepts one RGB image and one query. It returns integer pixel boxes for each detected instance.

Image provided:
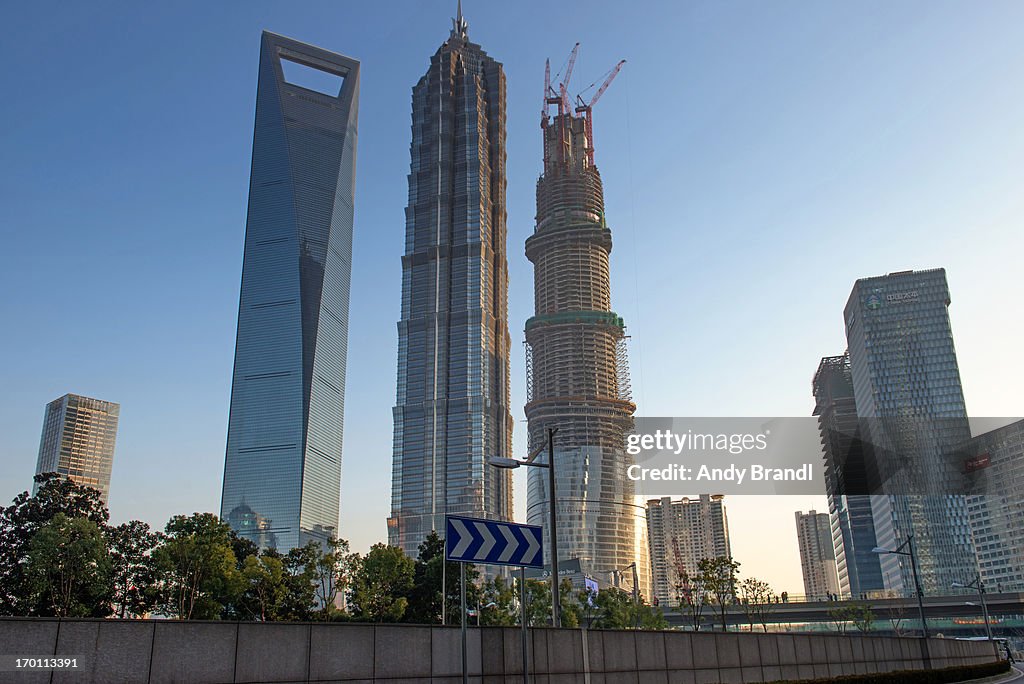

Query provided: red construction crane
[559,42,580,117]
[575,59,626,166]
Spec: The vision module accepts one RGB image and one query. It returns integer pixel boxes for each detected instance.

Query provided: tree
[676,569,709,631]
[0,473,109,615]
[479,577,518,626]
[738,577,777,633]
[152,513,240,619]
[24,513,112,617]
[238,554,287,621]
[313,538,356,618]
[698,556,740,631]
[403,531,481,625]
[349,543,414,622]
[107,520,160,618]
[583,586,667,630]
[829,601,875,634]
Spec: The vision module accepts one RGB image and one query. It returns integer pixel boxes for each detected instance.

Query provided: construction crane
[542,42,580,123]
[575,59,626,166]
[559,42,580,117]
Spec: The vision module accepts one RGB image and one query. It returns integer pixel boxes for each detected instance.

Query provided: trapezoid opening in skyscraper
[221,32,359,552]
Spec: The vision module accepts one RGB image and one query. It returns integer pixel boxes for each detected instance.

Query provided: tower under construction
[524,48,651,599]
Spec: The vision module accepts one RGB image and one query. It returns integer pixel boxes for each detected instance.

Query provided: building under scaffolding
[524,51,652,600]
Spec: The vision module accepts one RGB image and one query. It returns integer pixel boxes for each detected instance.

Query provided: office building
[524,51,651,600]
[813,354,885,598]
[795,510,841,600]
[844,268,977,594]
[960,419,1024,592]
[221,32,360,551]
[388,7,513,555]
[646,495,731,607]
[35,393,119,503]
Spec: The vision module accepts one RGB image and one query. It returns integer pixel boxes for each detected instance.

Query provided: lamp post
[953,575,992,641]
[489,427,561,627]
[873,534,930,668]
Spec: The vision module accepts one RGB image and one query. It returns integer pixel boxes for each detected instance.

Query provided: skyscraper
[813,354,885,598]
[646,495,731,607]
[844,268,977,594]
[35,393,119,503]
[221,32,359,551]
[524,54,651,600]
[388,8,513,555]
[795,510,841,600]
[960,419,1024,592]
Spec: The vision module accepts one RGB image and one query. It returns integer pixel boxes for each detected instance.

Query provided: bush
[765,659,1009,684]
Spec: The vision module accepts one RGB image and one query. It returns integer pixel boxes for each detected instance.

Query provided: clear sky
[2,0,1022,595]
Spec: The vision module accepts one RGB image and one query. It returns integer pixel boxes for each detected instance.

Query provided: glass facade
[35,393,119,504]
[221,32,359,552]
[961,419,1024,591]
[813,354,885,598]
[388,15,513,555]
[844,269,977,595]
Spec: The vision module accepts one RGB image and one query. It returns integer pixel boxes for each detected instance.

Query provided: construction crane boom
[560,42,580,116]
[588,59,625,110]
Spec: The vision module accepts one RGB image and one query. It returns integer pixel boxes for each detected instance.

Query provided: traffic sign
[444,515,543,568]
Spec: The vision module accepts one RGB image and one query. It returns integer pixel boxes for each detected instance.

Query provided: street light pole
[953,574,992,641]
[487,427,561,628]
[873,533,930,668]
[546,427,561,628]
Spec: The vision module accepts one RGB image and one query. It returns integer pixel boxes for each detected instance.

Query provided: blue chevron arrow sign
[444,515,544,568]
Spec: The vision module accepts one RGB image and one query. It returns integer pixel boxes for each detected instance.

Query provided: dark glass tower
[221,32,359,551]
[388,9,513,555]
[813,354,885,598]
[844,269,976,595]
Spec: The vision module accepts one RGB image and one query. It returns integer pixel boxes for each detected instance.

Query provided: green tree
[697,556,740,631]
[276,545,318,621]
[829,601,874,634]
[349,543,415,622]
[107,520,160,618]
[582,586,667,630]
[152,513,240,619]
[24,513,112,617]
[403,531,481,625]
[238,554,287,621]
[676,569,709,631]
[521,577,578,627]
[0,473,109,615]
[738,576,777,633]
[479,576,518,626]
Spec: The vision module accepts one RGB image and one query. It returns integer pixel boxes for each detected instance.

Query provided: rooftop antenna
[451,0,468,40]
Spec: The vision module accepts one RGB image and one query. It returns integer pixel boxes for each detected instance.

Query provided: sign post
[445,515,544,684]
[520,566,529,684]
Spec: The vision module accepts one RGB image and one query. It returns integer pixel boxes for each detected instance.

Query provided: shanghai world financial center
[221,32,360,551]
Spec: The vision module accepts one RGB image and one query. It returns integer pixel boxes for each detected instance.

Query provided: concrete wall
[0,618,1000,684]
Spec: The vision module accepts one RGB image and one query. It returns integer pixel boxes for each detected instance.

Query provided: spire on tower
[450,0,469,40]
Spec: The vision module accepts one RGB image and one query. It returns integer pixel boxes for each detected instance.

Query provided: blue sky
[1,1,1022,593]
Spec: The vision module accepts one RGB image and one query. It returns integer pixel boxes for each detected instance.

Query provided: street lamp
[624,562,640,606]
[874,534,930,668]
[489,427,561,627]
[953,575,992,641]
